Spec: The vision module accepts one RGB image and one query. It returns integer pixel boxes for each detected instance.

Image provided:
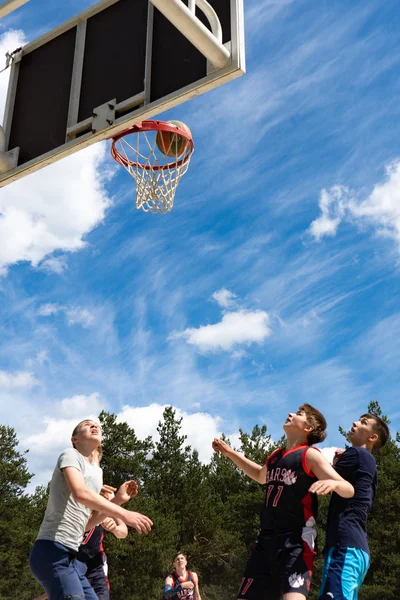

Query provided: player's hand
[181,582,195,590]
[333,448,345,465]
[102,517,118,533]
[212,438,231,457]
[114,480,139,504]
[123,510,153,534]
[101,484,117,497]
[309,479,339,496]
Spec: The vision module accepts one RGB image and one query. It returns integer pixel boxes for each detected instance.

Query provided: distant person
[212,404,355,600]
[164,552,202,600]
[317,412,389,600]
[29,419,152,600]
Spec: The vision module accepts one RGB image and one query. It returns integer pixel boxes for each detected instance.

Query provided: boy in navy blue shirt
[318,412,389,600]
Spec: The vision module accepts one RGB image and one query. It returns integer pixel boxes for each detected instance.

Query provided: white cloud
[38,303,59,316]
[170,310,271,353]
[308,185,350,241]
[117,403,227,463]
[38,303,95,327]
[212,288,237,308]
[65,307,95,328]
[40,256,68,274]
[321,446,338,465]
[0,370,38,389]
[60,393,104,418]
[22,394,105,461]
[309,160,400,249]
[0,30,113,277]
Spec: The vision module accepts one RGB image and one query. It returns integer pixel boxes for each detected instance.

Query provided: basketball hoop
[110,120,194,214]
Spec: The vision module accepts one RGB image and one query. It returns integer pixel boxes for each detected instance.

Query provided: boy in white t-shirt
[29,419,153,600]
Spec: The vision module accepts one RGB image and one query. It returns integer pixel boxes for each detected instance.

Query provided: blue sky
[0,0,399,486]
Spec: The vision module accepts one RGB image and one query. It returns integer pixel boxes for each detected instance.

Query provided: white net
[112,127,193,214]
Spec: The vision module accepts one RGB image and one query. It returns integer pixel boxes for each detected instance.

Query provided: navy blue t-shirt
[325,446,377,554]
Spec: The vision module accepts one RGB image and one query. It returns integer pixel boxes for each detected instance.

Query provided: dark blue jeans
[30,539,99,600]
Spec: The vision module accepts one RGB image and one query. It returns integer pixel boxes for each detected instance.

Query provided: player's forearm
[113,520,128,539]
[224,449,265,483]
[74,488,126,520]
[334,480,354,498]
[85,511,105,530]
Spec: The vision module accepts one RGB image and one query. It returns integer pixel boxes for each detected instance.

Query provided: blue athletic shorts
[317,546,370,600]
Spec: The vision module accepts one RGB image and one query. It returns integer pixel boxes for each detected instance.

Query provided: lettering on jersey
[176,588,194,599]
[266,467,297,485]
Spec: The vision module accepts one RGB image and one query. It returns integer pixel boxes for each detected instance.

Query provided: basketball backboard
[0,0,245,188]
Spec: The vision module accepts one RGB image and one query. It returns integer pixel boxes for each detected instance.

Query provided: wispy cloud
[309,160,400,250]
[212,288,237,309]
[38,303,95,327]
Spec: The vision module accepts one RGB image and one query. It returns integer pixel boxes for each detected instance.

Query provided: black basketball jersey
[168,571,195,600]
[76,525,106,569]
[260,445,319,535]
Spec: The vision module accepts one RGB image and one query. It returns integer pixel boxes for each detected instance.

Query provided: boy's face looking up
[283,409,312,437]
[348,416,378,447]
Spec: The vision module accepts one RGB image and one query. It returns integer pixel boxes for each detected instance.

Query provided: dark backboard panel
[9,27,76,164]
[150,0,231,102]
[78,0,148,122]
[1,0,244,185]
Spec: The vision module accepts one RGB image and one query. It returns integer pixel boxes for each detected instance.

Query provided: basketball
[156,120,192,158]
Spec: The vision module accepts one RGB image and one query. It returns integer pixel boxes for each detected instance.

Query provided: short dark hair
[360,413,390,450]
[299,404,327,445]
[173,551,187,562]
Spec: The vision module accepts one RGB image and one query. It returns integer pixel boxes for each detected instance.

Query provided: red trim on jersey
[302,539,316,572]
[301,491,316,526]
[282,444,308,457]
[302,446,321,477]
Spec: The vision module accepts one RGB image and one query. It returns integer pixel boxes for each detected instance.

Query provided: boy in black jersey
[212,404,355,600]
[317,413,389,600]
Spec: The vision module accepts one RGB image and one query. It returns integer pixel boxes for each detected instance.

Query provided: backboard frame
[0,0,245,188]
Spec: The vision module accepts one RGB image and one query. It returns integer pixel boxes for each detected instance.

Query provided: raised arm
[62,467,152,534]
[212,438,266,484]
[306,448,354,498]
[85,480,139,530]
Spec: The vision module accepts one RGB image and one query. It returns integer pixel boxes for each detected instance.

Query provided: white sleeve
[58,448,83,472]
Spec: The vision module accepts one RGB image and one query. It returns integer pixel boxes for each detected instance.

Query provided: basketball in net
[155,120,192,158]
[110,120,194,214]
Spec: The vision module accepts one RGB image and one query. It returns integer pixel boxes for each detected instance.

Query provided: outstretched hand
[124,510,153,534]
[212,438,231,457]
[309,479,339,496]
[114,480,139,504]
[333,448,345,465]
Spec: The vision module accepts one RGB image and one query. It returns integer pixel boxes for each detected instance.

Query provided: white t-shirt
[37,448,103,552]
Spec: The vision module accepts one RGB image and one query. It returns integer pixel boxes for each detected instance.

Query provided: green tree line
[0,402,399,600]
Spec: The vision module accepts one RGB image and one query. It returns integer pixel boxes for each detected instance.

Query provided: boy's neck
[351,441,373,452]
[176,567,186,578]
[285,433,309,450]
[74,443,98,462]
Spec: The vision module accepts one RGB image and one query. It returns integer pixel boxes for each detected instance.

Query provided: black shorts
[87,564,110,600]
[237,531,316,600]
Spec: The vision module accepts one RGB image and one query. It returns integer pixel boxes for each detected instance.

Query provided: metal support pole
[0,0,29,19]
[149,0,230,70]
